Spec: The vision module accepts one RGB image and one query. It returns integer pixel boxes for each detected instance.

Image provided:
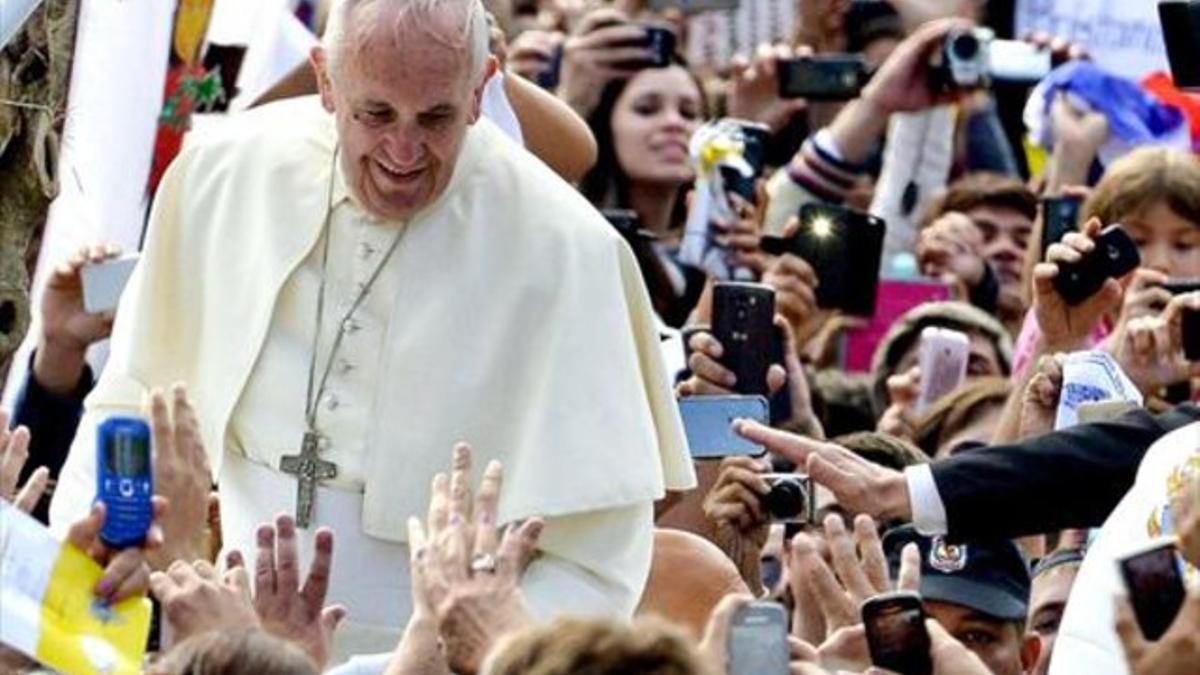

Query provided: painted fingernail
[96,578,113,596]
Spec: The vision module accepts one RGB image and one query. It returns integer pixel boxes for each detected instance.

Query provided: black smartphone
[777,55,868,100]
[1118,538,1186,641]
[862,591,933,675]
[1052,225,1141,306]
[791,203,886,317]
[712,282,776,396]
[1183,307,1200,361]
[720,120,770,203]
[728,601,790,675]
[534,44,564,90]
[643,25,676,67]
[1159,1,1200,90]
[1041,195,1082,255]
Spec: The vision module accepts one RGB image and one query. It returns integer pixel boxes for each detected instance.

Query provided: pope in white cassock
[49,0,695,653]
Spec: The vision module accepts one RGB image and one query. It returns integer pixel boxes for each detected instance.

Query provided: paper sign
[1053,350,1144,430]
[0,503,151,674]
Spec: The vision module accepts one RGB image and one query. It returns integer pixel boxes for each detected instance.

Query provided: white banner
[1016,0,1169,81]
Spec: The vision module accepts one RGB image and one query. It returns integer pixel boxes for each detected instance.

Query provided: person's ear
[311,46,336,113]
[469,55,500,123]
[1019,631,1042,674]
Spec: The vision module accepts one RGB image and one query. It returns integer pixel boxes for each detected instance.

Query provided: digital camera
[761,473,814,524]
[933,28,993,90]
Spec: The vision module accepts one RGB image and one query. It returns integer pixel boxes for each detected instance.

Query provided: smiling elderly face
[311,0,494,222]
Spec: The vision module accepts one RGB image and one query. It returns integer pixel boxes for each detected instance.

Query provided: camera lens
[950,33,979,60]
[1107,244,1121,260]
[763,478,806,520]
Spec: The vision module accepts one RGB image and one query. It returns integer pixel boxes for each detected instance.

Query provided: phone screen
[104,433,150,477]
[1121,544,1186,640]
[865,600,933,675]
[728,605,789,675]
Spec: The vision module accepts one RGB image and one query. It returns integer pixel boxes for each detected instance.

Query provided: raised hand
[916,212,987,298]
[408,444,543,675]
[703,455,772,594]
[148,385,215,570]
[727,44,811,133]
[876,366,921,442]
[67,498,167,604]
[1019,354,1064,440]
[1115,586,1200,675]
[0,413,48,513]
[735,421,912,523]
[245,515,346,671]
[1032,217,1124,352]
[34,244,122,394]
[1107,291,1200,396]
[149,559,258,644]
[556,9,652,116]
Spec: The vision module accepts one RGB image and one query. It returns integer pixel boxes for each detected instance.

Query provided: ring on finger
[469,552,498,574]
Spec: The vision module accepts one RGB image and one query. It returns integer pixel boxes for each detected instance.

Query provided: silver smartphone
[679,395,769,459]
[916,326,970,413]
[728,601,789,675]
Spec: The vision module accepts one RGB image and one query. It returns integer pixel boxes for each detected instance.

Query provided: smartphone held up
[95,416,154,548]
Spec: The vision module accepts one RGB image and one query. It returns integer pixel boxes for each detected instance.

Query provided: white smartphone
[81,254,139,314]
[916,326,970,413]
[988,39,1052,83]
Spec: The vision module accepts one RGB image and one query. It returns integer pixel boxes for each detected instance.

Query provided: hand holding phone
[1051,225,1141,306]
[1118,538,1186,641]
[95,416,154,548]
[711,282,776,395]
[728,601,790,675]
[862,591,934,675]
[915,327,970,413]
[762,203,886,317]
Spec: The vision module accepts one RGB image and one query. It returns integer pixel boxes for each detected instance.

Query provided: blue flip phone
[95,416,153,548]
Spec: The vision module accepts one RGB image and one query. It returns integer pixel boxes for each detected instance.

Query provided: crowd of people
[1,0,1199,673]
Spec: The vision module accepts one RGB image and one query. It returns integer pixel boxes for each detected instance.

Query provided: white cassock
[1048,421,1200,675]
[49,95,696,655]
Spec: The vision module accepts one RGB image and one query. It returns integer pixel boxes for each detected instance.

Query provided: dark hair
[923,172,1038,228]
[152,629,318,675]
[485,616,703,675]
[580,57,706,218]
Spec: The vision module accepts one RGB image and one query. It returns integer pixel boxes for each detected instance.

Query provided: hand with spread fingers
[149,558,258,644]
[0,412,49,513]
[148,385,216,570]
[408,444,544,675]
[247,514,346,671]
[788,515,920,669]
[66,498,167,605]
[1115,585,1200,675]
[1032,217,1125,353]
[736,421,912,524]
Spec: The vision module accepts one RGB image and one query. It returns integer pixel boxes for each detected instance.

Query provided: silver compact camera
[935,27,993,90]
[761,473,815,524]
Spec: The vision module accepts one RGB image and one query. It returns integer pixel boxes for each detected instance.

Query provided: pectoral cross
[279,431,338,528]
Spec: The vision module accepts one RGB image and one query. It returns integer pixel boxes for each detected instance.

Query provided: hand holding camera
[1032,217,1128,352]
[506,28,566,83]
[702,455,773,593]
[556,9,675,116]
[1106,291,1200,396]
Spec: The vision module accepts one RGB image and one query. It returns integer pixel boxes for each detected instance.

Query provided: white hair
[323,0,489,85]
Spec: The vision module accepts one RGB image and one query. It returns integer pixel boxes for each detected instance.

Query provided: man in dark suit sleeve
[731,403,1200,541]
[932,404,1200,540]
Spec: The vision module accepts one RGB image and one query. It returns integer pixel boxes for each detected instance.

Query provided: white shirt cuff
[905,464,949,536]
